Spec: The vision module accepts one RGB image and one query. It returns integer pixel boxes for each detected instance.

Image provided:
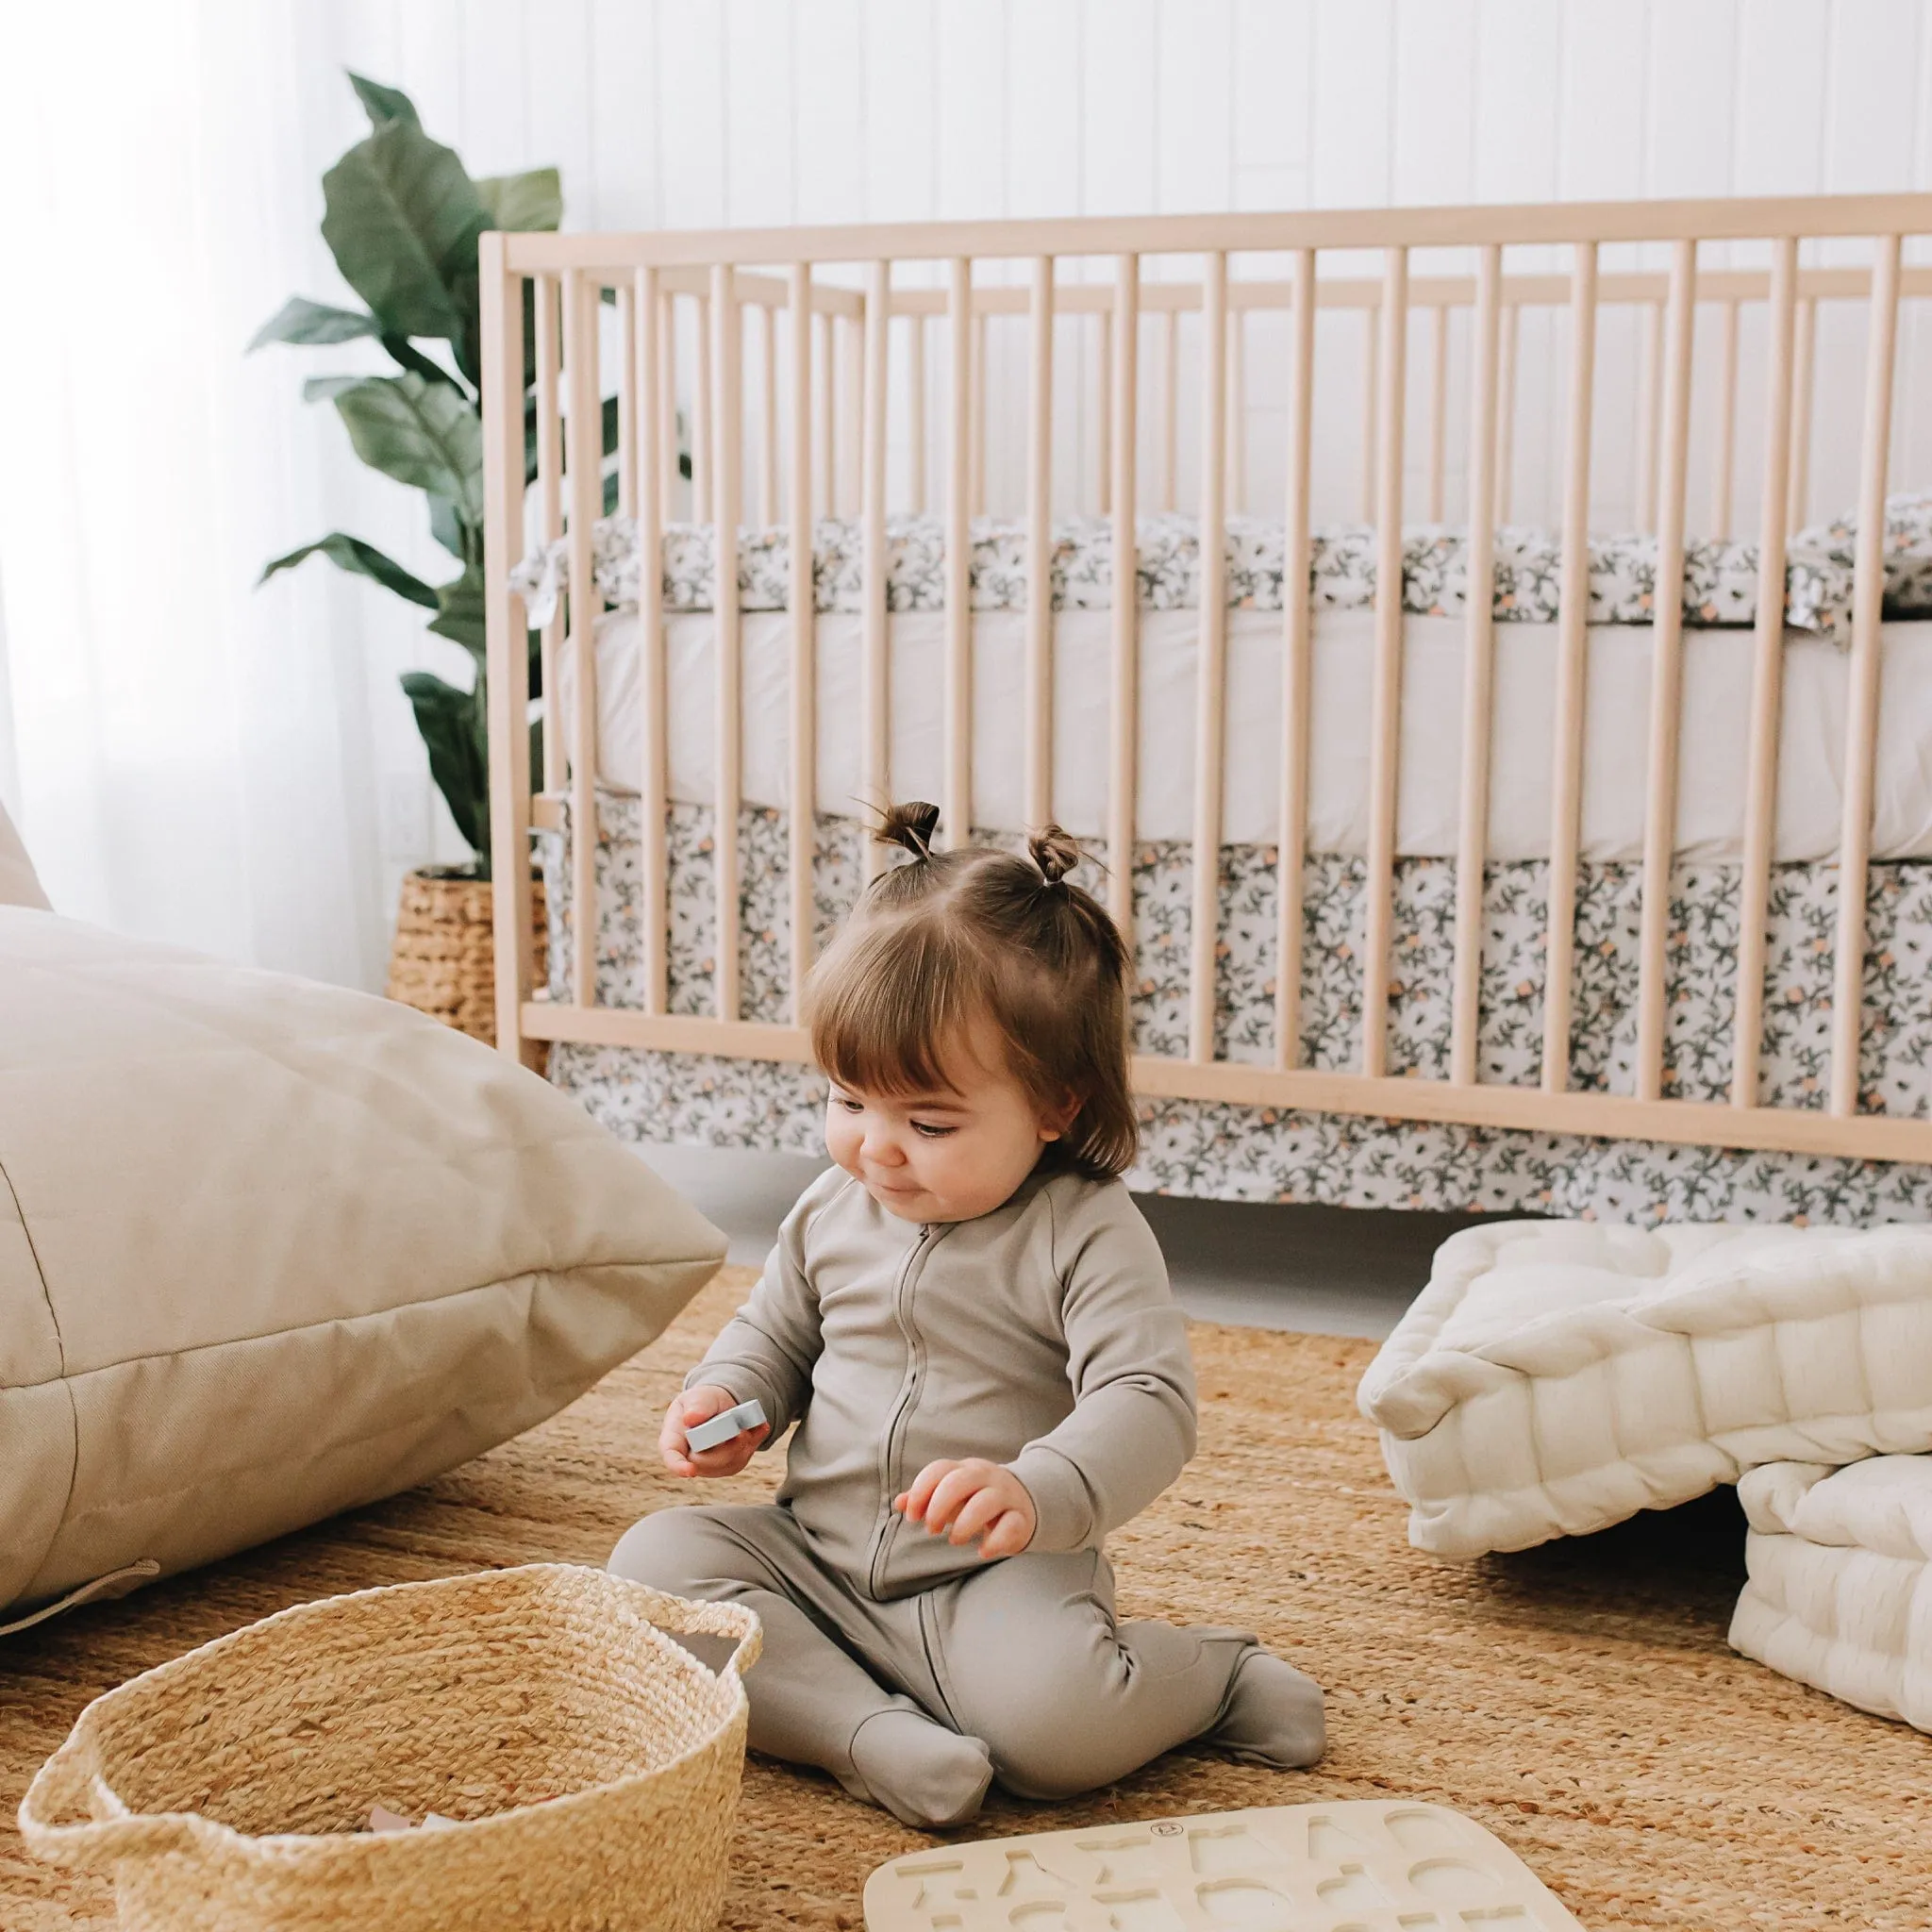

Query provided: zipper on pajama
[867,1223,939,1597]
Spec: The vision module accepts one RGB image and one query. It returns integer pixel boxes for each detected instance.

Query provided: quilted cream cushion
[1732,1457,1932,1730]
[1358,1220,1932,1558]
[0,908,726,1621]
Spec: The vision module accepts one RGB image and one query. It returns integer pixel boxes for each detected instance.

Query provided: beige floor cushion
[0,800,49,909]
[1359,1219,1932,1557]
[1732,1457,1932,1730]
[0,908,726,1624]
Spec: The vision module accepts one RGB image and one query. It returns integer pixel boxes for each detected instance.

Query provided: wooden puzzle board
[862,1800,1587,1932]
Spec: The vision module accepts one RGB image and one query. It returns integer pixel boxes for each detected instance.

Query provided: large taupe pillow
[0,799,49,909]
[0,908,725,1624]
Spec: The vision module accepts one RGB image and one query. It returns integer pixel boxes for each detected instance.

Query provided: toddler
[609,805,1324,1827]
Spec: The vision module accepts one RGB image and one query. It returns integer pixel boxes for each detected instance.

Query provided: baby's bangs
[808,920,973,1098]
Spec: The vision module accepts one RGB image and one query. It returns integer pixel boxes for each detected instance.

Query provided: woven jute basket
[385,868,548,1048]
[19,1564,760,1932]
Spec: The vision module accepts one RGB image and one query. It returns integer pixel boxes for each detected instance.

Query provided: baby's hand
[894,1458,1037,1559]
[661,1385,770,1479]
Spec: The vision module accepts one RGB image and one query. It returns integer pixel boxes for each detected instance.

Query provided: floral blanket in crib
[537,792,1932,1228]
[509,496,1932,644]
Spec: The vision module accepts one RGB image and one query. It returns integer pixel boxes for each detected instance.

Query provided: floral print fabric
[536,792,1932,1225]
[512,511,1859,641]
[1796,490,1932,619]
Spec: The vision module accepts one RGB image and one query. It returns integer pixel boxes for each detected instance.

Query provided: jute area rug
[4,1266,1928,1930]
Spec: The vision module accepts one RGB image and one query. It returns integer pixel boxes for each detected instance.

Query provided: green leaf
[302,374,364,403]
[348,72,419,129]
[380,332,472,396]
[322,120,489,340]
[248,296,376,351]
[427,566,487,658]
[258,532,440,609]
[476,168,562,233]
[325,373,484,522]
[400,670,489,862]
[428,492,467,559]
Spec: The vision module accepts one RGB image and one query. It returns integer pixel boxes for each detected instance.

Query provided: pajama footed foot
[1208,1650,1325,1769]
[841,1708,994,1829]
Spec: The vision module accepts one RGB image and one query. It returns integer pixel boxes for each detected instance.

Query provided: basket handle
[18,1726,202,1870]
[620,1582,763,1680]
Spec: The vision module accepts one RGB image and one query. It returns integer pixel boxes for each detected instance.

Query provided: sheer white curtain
[0,2,455,989]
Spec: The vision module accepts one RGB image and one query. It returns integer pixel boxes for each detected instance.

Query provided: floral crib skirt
[538,790,1932,1226]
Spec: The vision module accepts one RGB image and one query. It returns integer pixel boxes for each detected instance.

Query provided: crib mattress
[1357,1221,1932,1557]
[565,603,1932,861]
[1732,1456,1932,1730]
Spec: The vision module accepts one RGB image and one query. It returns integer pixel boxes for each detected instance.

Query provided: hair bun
[1027,824,1082,886]
[875,799,941,862]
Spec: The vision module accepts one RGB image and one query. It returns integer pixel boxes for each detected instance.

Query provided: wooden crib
[478,192,1932,1193]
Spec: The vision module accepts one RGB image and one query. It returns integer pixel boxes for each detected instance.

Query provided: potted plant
[254,73,575,1044]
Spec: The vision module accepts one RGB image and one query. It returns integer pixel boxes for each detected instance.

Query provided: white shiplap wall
[311,0,1932,884]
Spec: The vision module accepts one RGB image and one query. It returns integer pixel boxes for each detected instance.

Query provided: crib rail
[482,193,1932,1167]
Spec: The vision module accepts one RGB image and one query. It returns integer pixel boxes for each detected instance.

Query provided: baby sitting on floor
[610,804,1324,1827]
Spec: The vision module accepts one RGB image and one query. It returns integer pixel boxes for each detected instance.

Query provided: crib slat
[1359,307,1380,525]
[1189,251,1229,1066]
[616,283,637,519]
[657,289,677,519]
[1711,298,1740,540]
[1634,239,1700,1103]
[817,309,835,520]
[1541,242,1599,1094]
[1025,255,1056,828]
[1732,237,1799,1110]
[1160,308,1179,513]
[1096,307,1113,520]
[564,272,603,1011]
[971,309,989,517]
[1451,244,1503,1090]
[634,267,669,1017]
[908,310,927,517]
[1829,234,1904,1120]
[534,274,564,800]
[1108,254,1140,939]
[1426,302,1449,524]
[1226,302,1245,514]
[711,268,742,1023]
[1361,248,1408,1081]
[789,263,818,1014]
[863,261,892,876]
[482,241,536,1063]
[1789,294,1817,532]
[1495,300,1518,525]
[693,294,713,523]
[759,297,779,527]
[1276,247,1318,1074]
[843,309,866,519]
[1636,298,1663,532]
[945,258,974,853]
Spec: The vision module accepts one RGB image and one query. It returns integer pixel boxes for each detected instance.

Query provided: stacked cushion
[0,906,725,1622]
[1358,1220,1932,1558]
[1362,1218,1932,1733]
[1732,1458,1932,1728]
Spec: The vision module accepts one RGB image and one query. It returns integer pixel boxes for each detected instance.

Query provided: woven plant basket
[386,868,547,1049]
[19,1564,760,1932]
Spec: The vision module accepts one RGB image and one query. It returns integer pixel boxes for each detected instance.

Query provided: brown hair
[803,802,1138,1179]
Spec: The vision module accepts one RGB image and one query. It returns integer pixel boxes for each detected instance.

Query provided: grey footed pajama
[611,1165,1324,1824]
